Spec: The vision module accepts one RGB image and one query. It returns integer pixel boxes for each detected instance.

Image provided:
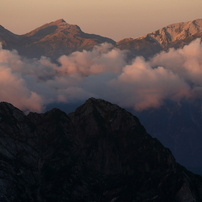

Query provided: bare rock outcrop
[117,19,202,58]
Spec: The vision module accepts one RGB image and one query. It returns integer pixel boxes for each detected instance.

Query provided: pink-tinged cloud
[0,62,43,112]
[109,57,191,110]
[0,39,202,112]
[57,43,126,77]
[150,38,202,87]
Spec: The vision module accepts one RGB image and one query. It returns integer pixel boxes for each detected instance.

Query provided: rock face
[0,98,202,201]
[0,19,115,60]
[117,19,202,58]
[147,19,202,47]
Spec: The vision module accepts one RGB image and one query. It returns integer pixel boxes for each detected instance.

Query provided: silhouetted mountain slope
[0,25,20,49]
[0,98,202,201]
[134,99,202,174]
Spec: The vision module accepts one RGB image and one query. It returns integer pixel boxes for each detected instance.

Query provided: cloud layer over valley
[0,39,202,113]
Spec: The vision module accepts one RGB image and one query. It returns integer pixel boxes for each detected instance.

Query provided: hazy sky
[1,0,202,41]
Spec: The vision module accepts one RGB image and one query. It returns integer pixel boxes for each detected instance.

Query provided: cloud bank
[0,39,202,112]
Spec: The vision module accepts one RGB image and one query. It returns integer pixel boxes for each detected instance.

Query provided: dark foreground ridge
[0,98,202,201]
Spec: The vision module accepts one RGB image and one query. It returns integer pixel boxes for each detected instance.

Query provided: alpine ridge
[0,98,202,201]
[0,19,115,59]
[117,19,202,57]
[1,18,202,59]
[147,19,202,47]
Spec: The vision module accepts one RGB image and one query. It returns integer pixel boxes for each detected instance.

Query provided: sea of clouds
[0,39,202,113]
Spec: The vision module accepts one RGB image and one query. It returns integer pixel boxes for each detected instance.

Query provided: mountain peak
[145,18,202,47]
[24,18,82,38]
[48,18,70,27]
[54,19,66,24]
[74,97,121,116]
[70,97,147,137]
[116,18,202,58]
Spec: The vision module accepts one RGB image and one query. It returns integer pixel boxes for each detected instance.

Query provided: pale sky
[1,0,202,41]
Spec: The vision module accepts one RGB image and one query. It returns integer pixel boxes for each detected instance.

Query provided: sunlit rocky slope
[0,19,115,59]
[117,19,202,57]
[1,18,202,59]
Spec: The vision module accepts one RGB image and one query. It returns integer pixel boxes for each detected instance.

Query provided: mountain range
[117,19,202,57]
[1,98,202,201]
[1,18,202,181]
[1,18,202,59]
[0,19,115,60]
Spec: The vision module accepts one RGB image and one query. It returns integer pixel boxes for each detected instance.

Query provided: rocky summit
[117,19,202,58]
[1,18,202,60]
[0,98,202,201]
[0,19,115,60]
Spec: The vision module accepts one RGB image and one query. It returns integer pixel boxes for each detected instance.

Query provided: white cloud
[151,38,202,87]
[0,62,43,112]
[109,57,190,110]
[0,39,202,112]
